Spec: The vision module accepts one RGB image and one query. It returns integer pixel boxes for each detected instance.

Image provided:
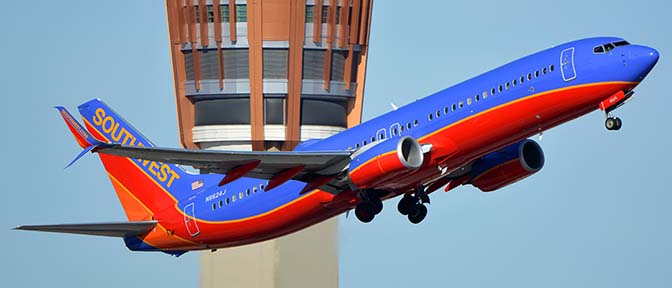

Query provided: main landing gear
[354,190,384,223]
[397,187,429,224]
[605,113,623,131]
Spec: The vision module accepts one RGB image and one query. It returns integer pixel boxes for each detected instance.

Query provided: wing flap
[14,220,158,238]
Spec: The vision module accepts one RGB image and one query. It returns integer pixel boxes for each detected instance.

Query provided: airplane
[16,37,659,256]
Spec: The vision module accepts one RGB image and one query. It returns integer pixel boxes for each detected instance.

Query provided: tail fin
[68,99,193,221]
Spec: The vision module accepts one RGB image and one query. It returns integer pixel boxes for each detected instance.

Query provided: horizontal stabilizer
[14,220,158,238]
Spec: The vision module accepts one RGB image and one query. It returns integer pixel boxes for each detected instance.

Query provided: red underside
[89,81,635,250]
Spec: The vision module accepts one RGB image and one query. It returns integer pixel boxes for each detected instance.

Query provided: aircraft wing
[14,220,158,238]
[95,144,352,179]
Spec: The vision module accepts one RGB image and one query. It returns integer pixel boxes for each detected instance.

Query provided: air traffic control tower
[164,1,373,287]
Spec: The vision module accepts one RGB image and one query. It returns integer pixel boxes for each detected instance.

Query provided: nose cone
[641,46,660,67]
[629,45,660,81]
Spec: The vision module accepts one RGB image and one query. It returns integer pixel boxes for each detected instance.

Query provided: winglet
[55,106,106,168]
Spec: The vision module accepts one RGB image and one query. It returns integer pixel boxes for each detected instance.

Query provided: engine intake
[349,136,424,189]
[470,139,545,192]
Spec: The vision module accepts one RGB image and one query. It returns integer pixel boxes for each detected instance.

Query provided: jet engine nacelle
[348,136,424,189]
[469,139,545,192]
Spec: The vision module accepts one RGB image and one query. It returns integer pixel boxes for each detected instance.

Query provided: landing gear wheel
[372,198,383,215]
[397,194,414,215]
[408,204,428,224]
[605,117,616,130]
[355,202,375,223]
[614,117,622,130]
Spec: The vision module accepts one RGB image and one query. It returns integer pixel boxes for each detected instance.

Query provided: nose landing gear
[605,115,622,131]
[599,90,634,131]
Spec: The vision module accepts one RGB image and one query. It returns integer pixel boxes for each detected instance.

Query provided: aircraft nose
[628,45,659,80]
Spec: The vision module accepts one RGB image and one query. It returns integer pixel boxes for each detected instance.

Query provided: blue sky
[2,0,671,287]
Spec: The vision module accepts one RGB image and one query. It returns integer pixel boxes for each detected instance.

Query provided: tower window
[236,4,247,22]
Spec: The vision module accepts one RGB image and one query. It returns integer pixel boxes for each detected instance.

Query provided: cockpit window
[613,40,630,47]
[593,40,630,54]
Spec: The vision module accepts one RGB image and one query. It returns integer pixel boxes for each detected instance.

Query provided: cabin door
[183,203,201,237]
[560,47,577,81]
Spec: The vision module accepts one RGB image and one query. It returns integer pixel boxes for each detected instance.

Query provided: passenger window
[498,85,503,92]
[406,122,411,129]
[549,65,554,72]
[512,79,517,86]
[232,195,237,202]
[535,70,539,78]
[371,136,375,142]
[362,140,367,145]
[527,73,532,80]
[239,192,243,199]
[520,76,525,83]
[226,198,230,205]
[355,143,360,148]
[467,98,472,105]
[428,113,433,121]
[475,94,480,101]
[452,104,456,111]
[491,88,496,95]
[444,107,448,114]
[435,110,441,118]
[505,82,510,90]
[413,120,419,127]
[246,188,250,195]
[392,128,398,135]
[253,186,258,193]
[482,91,488,99]
[542,67,547,74]
[212,203,216,210]
[458,101,464,108]
[219,200,223,208]
[259,184,264,191]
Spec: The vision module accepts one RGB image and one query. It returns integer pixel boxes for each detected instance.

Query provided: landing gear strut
[354,190,384,223]
[397,186,429,224]
[605,113,622,131]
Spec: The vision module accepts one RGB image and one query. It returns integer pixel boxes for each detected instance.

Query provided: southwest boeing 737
[16,37,659,256]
